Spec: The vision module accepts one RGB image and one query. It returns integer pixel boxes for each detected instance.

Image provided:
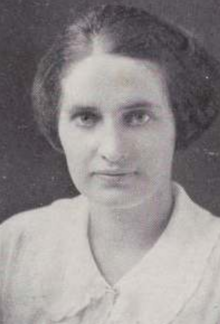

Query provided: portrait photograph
[0,0,220,323]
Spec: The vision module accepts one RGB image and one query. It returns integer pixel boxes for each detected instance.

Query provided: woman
[1,4,220,323]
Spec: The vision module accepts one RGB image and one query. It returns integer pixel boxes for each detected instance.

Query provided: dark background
[0,0,220,222]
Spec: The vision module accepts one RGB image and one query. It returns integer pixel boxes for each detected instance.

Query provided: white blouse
[0,184,220,324]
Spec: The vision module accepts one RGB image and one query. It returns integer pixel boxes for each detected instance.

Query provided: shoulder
[173,182,220,229]
[173,183,220,260]
[0,195,88,247]
[0,196,89,318]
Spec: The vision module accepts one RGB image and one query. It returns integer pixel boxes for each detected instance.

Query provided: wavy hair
[32,4,220,151]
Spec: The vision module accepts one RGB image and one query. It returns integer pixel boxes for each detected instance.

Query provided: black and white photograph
[1,0,220,323]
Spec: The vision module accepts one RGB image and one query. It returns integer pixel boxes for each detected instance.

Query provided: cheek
[63,143,89,170]
[59,122,91,160]
[137,126,175,167]
[63,147,90,191]
[60,134,95,178]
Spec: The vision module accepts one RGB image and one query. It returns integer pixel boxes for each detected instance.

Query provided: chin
[87,191,145,209]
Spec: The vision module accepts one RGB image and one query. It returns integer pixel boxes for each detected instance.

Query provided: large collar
[46,184,220,323]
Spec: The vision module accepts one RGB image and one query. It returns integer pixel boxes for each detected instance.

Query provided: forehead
[60,54,169,109]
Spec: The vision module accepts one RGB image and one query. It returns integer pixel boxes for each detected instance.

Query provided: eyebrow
[119,101,160,111]
[69,100,160,114]
[69,105,100,114]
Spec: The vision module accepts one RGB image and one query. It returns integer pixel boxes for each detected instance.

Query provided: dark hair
[32,4,220,151]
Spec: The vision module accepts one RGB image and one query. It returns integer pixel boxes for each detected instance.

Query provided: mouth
[92,170,137,186]
[93,170,136,177]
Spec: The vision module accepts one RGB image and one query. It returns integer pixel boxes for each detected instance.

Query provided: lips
[94,169,134,176]
[91,170,137,186]
[93,170,135,176]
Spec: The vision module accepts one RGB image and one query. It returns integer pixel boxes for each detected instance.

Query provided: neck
[89,184,174,252]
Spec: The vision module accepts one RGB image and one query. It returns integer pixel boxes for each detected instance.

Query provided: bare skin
[59,54,176,286]
[89,184,173,285]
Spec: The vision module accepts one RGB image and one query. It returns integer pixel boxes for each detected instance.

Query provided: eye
[124,110,150,126]
[72,111,100,127]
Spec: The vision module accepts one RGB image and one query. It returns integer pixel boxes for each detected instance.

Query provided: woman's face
[58,54,176,207]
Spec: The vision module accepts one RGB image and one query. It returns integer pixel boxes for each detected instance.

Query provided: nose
[98,121,128,164]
